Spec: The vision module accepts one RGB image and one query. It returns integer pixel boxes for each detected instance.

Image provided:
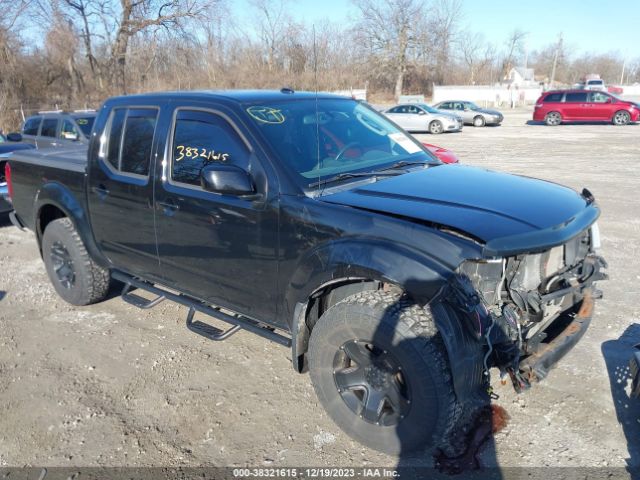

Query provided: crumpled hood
[320,164,594,245]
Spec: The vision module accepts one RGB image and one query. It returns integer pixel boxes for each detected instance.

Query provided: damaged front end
[447,223,607,393]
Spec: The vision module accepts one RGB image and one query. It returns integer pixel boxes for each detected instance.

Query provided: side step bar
[112,271,292,347]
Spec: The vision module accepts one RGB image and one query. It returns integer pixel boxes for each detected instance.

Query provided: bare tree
[501,29,527,80]
[427,0,462,85]
[353,0,426,100]
[458,32,496,85]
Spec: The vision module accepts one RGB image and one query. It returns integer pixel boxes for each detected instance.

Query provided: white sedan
[383,103,463,134]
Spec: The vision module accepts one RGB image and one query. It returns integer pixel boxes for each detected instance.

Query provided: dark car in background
[433,100,503,127]
[0,135,35,213]
[533,90,640,126]
[18,110,96,148]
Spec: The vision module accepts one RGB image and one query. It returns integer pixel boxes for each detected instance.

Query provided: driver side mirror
[201,163,255,196]
[605,98,613,104]
[418,110,426,115]
[6,132,22,142]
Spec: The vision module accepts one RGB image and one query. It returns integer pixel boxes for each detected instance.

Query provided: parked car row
[382,100,503,134]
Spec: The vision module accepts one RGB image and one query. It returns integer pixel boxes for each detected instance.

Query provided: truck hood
[320,164,599,256]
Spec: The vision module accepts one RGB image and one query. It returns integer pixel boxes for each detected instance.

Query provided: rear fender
[33,182,108,267]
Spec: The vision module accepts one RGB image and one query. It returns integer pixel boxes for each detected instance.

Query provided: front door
[589,91,614,121]
[87,106,162,279]
[154,104,280,323]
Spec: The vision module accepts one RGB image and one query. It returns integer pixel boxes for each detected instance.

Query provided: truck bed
[8,146,88,231]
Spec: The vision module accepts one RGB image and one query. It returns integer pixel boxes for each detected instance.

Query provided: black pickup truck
[4,90,607,454]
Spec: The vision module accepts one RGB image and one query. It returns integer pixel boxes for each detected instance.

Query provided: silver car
[383,103,462,134]
[433,100,503,127]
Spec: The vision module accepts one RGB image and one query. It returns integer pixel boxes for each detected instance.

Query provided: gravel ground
[0,110,639,475]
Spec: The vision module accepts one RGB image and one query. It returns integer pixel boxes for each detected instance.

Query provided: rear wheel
[429,120,444,134]
[308,290,459,454]
[473,115,485,127]
[42,218,110,305]
[545,111,562,126]
[613,110,630,126]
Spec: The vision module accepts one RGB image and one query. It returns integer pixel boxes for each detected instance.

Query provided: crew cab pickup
[4,90,607,455]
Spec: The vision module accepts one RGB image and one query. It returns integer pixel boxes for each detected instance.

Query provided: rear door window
[171,110,250,187]
[564,92,588,102]
[120,109,159,176]
[103,107,158,177]
[544,93,563,102]
[23,117,42,135]
[40,119,59,137]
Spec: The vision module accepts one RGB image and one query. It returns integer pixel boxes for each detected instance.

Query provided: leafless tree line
[1,0,638,129]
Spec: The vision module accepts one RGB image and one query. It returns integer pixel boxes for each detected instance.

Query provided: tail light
[4,162,13,200]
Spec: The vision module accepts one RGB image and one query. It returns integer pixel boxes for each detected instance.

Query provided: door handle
[157,199,179,216]
[92,185,110,199]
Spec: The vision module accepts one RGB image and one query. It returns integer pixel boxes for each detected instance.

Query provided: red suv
[534,90,640,126]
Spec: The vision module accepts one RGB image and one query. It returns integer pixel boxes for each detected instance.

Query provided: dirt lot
[1,110,639,474]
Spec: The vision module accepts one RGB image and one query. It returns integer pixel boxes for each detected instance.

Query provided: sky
[230,0,640,59]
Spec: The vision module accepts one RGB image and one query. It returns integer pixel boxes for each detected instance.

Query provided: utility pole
[550,33,563,87]
[620,58,626,85]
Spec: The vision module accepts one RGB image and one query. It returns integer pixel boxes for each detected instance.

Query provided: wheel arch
[34,183,107,267]
[286,238,453,373]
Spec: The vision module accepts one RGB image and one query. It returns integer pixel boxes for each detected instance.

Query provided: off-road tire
[545,111,562,126]
[42,217,110,306]
[473,115,485,127]
[429,120,444,134]
[612,110,630,126]
[308,290,460,455]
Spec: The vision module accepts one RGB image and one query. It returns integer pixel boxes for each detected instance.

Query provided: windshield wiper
[308,171,402,188]
[380,160,433,171]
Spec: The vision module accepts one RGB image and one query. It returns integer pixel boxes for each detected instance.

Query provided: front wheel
[308,290,459,454]
[42,218,110,305]
[473,115,485,127]
[613,110,630,126]
[429,120,444,134]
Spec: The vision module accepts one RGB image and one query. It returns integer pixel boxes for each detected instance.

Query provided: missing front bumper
[519,292,594,383]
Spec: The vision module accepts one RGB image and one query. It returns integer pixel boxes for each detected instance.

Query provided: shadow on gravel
[0,291,5,302]
[602,323,640,479]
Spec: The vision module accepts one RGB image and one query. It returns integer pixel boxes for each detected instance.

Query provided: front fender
[284,237,453,325]
[33,182,107,267]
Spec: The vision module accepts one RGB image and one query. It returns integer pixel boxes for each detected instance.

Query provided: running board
[112,271,291,347]
[121,282,166,309]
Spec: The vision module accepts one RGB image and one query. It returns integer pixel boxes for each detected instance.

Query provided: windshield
[0,134,4,143]
[244,98,437,186]
[417,104,440,114]
[73,116,95,136]
[467,102,481,110]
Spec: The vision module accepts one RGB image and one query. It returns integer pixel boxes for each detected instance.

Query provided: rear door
[38,118,61,148]
[153,102,280,322]
[563,92,590,120]
[87,105,163,279]
[386,105,412,130]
